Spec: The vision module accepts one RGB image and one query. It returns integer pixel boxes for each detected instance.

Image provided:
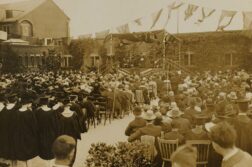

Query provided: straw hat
[227,92,237,100]
[142,110,156,121]
[167,107,183,118]
[205,122,216,132]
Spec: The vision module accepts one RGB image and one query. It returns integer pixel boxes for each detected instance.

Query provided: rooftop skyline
[1,0,252,38]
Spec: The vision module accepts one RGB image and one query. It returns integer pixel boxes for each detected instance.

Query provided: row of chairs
[141,136,211,167]
[87,94,113,127]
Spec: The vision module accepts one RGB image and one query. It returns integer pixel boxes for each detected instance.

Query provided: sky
[1,0,252,37]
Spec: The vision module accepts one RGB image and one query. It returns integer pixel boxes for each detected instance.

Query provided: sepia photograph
[0,0,252,166]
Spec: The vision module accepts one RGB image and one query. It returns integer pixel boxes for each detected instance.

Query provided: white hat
[167,107,183,118]
[142,110,156,120]
[205,122,216,132]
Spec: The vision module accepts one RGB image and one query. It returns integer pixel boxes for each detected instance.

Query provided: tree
[69,38,97,70]
[1,46,21,73]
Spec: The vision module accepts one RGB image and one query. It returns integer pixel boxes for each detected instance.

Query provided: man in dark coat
[128,110,161,142]
[125,106,146,136]
[229,99,252,155]
[167,107,191,135]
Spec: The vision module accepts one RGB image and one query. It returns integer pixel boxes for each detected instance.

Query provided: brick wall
[166,31,252,71]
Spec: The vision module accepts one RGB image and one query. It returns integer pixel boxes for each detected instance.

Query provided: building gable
[20,0,69,39]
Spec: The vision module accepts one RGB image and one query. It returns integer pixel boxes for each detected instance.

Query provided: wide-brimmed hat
[167,107,183,118]
[205,122,216,132]
[142,110,156,121]
[215,103,238,118]
[227,92,237,100]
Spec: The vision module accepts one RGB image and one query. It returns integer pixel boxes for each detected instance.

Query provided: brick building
[0,0,72,71]
[166,30,252,71]
[0,0,70,45]
[103,30,252,72]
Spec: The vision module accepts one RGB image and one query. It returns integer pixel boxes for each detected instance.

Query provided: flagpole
[177,8,180,34]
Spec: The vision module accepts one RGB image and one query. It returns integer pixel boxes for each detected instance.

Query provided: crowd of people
[0,69,252,167]
[124,69,252,167]
[0,70,168,167]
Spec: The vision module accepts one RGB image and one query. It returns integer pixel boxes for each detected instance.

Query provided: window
[20,20,33,37]
[2,25,10,34]
[184,51,195,66]
[5,10,13,19]
[224,53,233,66]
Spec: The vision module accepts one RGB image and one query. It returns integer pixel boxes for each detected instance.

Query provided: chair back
[141,135,156,160]
[186,140,211,166]
[158,138,179,162]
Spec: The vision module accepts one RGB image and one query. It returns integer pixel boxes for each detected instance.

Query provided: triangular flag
[242,12,252,38]
[150,9,163,29]
[216,10,237,31]
[195,8,216,24]
[134,18,142,26]
[164,1,184,28]
[116,24,130,33]
[243,12,252,30]
[95,29,110,39]
[184,4,198,21]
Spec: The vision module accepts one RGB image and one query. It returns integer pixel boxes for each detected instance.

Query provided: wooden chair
[141,135,157,161]
[94,96,112,125]
[186,140,211,167]
[158,138,179,167]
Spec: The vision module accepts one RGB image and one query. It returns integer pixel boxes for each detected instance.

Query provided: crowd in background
[125,69,252,167]
[0,69,252,166]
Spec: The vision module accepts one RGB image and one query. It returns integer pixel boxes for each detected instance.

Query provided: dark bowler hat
[193,113,209,125]
[236,98,250,112]
[39,97,49,105]
[0,93,6,102]
[20,93,33,104]
[6,93,18,103]
[215,103,238,119]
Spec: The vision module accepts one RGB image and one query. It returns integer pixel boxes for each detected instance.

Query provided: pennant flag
[134,18,142,26]
[164,32,180,43]
[117,24,130,33]
[164,1,184,28]
[243,12,252,30]
[95,29,110,39]
[184,4,198,21]
[150,9,163,29]
[195,8,216,24]
[242,12,252,38]
[216,10,237,31]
